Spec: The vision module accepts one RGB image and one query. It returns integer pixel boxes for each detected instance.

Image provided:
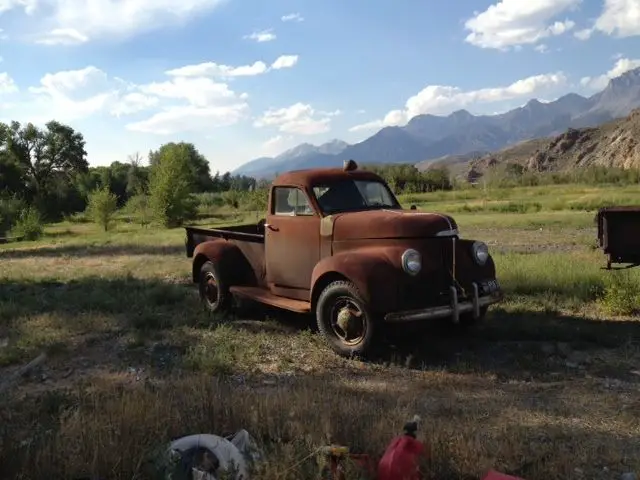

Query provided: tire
[198,260,233,315]
[315,281,378,358]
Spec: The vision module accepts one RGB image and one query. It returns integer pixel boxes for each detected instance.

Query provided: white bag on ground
[167,430,259,480]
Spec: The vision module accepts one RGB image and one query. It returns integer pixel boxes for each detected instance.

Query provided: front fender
[192,240,255,285]
[311,248,403,313]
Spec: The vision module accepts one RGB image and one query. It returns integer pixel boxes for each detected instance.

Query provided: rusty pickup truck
[185,160,503,357]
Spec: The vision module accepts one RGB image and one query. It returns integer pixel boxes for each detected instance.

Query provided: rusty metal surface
[272,168,384,189]
[229,286,310,313]
[312,237,497,314]
[264,213,321,300]
[331,209,458,240]
[596,207,640,265]
[189,165,500,318]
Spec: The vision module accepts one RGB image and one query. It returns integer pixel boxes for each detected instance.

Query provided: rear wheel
[198,260,233,315]
[316,281,378,358]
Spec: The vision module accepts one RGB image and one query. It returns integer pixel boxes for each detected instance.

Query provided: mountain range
[233,67,640,179]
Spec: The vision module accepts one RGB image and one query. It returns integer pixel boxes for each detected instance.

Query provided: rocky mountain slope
[468,108,640,177]
[234,67,640,178]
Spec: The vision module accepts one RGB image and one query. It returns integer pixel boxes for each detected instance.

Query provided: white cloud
[261,134,296,156]
[271,55,298,70]
[165,60,268,78]
[34,28,88,45]
[574,28,593,40]
[4,0,227,43]
[535,44,549,53]
[580,57,640,90]
[126,103,248,134]
[281,12,303,22]
[593,0,640,37]
[25,66,116,120]
[110,92,159,117]
[4,51,301,134]
[138,76,241,108]
[349,72,567,132]
[0,0,37,15]
[0,72,18,94]
[243,29,276,43]
[464,0,580,49]
[254,103,333,135]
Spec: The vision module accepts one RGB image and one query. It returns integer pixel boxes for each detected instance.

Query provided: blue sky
[1,0,640,173]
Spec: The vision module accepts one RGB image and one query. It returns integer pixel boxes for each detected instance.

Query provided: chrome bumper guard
[384,282,502,323]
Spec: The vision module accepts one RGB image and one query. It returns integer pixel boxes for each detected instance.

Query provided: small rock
[0,338,8,348]
[631,370,640,377]
[565,361,579,369]
[621,473,637,480]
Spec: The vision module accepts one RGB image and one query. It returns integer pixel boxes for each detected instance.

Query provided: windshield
[312,179,401,214]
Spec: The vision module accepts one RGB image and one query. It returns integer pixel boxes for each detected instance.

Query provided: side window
[273,187,314,216]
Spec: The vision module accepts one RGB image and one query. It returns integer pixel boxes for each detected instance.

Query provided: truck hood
[330,209,458,240]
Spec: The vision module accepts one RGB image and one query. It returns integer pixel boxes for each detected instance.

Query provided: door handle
[265,223,279,231]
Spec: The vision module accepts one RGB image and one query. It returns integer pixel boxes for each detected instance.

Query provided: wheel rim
[202,272,218,306]
[329,296,367,346]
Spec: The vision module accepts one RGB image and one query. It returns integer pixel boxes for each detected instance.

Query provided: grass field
[1,183,639,480]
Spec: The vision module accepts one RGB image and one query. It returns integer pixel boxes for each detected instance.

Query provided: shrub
[87,187,119,232]
[125,194,153,227]
[10,207,44,241]
[0,197,26,236]
[598,270,640,316]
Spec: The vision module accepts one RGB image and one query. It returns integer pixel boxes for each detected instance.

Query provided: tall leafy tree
[0,120,88,217]
[148,143,197,227]
[148,142,213,192]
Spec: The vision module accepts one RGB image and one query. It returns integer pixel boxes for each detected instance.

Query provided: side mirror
[410,205,417,210]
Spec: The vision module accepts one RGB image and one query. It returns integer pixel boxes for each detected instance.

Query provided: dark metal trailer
[595,206,640,269]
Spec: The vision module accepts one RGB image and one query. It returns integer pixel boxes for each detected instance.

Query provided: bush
[87,187,119,231]
[125,194,153,227]
[0,197,26,236]
[10,207,44,241]
[598,271,640,316]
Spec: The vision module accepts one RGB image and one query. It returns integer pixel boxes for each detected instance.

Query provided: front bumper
[384,282,503,323]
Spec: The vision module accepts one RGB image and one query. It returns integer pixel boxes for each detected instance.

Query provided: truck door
[265,186,320,300]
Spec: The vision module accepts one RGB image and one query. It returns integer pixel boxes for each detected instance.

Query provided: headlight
[472,241,489,266]
[401,249,422,276]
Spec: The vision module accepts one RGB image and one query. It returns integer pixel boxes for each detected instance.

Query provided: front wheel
[198,260,233,315]
[315,281,378,358]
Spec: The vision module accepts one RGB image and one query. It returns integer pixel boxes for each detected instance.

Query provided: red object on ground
[482,470,526,480]
[377,435,429,480]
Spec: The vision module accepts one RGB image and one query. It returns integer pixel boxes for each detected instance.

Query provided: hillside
[468,108,640,177]
[234,67,640,178]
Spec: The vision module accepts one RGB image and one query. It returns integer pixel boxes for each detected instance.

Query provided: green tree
[0,120,88,218]
[148,142,213,192]
[148,145,197,228]
[125,194,152,227]
[87,186,118,231]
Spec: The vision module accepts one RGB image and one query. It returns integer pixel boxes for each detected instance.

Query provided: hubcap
[203,272,218,305]
[330,297,366,346]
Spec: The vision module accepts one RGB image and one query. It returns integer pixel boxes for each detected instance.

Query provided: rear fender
[310,249,400,313]
[192,240,255,285]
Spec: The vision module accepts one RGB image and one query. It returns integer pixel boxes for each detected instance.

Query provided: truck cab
[185,160,502,357]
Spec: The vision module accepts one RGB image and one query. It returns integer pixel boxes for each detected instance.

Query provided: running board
[229,286,311,313]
